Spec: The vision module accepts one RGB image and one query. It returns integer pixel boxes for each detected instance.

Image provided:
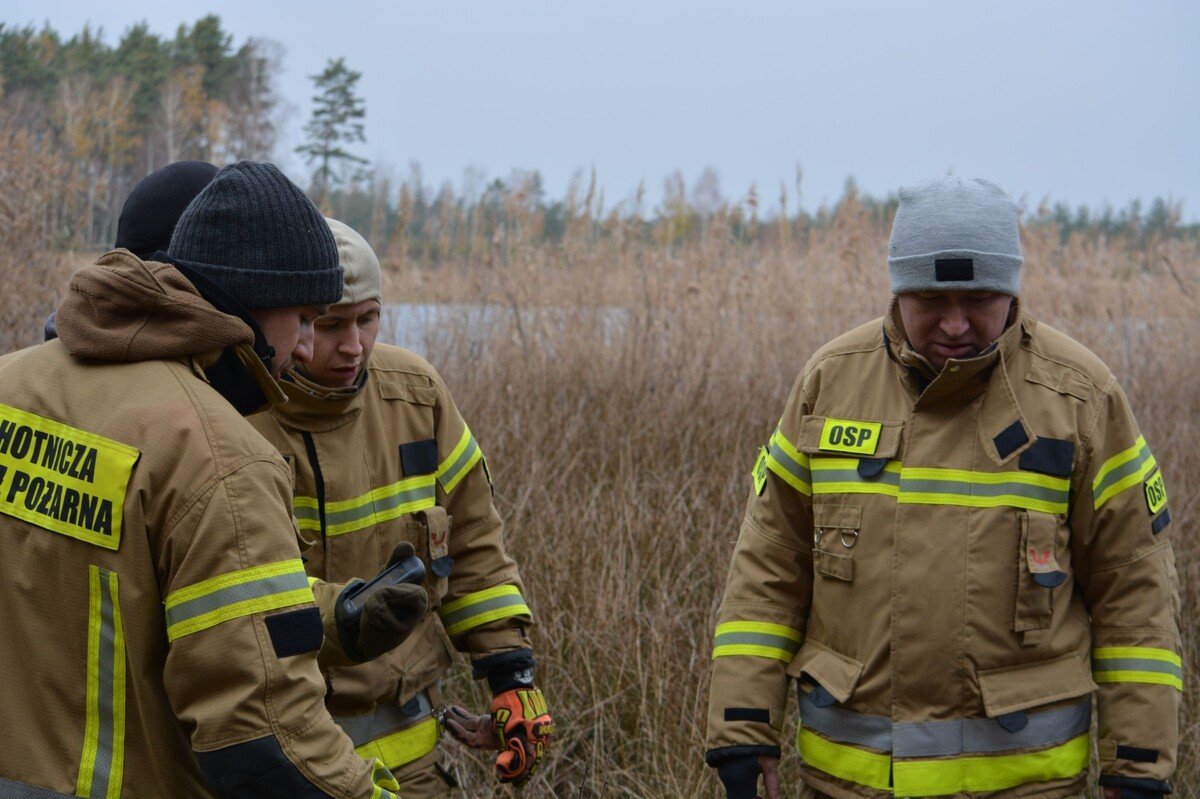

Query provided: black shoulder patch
[1151,508,1171,535]
[1018,437,1075,477]
[935,258,974,281]
[400,439,439,476]
[724,707,771,723]
[993,420,1030,460]
[265,607,322,658]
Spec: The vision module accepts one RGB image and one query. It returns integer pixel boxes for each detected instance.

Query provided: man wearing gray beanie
[706,176,1180,799]
[0,160,417,798]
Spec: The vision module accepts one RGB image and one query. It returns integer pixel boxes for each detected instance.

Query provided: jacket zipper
[300,431,328,551]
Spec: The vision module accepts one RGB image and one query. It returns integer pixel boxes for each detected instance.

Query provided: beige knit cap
[324,217,383,307]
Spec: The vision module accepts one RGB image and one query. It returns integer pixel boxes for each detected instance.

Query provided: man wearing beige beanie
[250,219,552,796]
[705,177,1180,799]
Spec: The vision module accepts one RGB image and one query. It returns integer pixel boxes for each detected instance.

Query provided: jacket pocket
[1014,510,1066,645]
[813,504,861,582]
[409,507,452,605]
[785,639,865,704]
[977,654,1097,718]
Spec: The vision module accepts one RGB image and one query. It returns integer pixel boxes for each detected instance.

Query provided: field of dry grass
[390,198,1200,797]
[2,150,1195,796]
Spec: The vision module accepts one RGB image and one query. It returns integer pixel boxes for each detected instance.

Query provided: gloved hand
[443,705,501,750]
[334,542,429,662]
[489,687,554,785]
[715,754,781,799]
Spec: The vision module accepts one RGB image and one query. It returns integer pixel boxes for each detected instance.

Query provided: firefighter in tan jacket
[706,177,1181,799]
[248,219,553,796]
[0,162,419,798]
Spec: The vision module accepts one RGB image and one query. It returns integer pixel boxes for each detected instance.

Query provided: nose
[294,325,314,365]
[940,307,970,339]
[338,327,363,356]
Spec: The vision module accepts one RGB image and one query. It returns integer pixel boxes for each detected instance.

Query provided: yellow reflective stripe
[1093,646,1181,665]
[713,621,803,662]
[901,466,1067,490]
[811,457,901,497]
[1095,671,1184,690]
[1093,436,1156,509]
[307,576,319,588]
[766,428,812,495]
[294,475,438,536]
[437,585,531,636]
[893,734,1090,794]
[798,729,892,791]
[77,566,126,799]
[437,427,483,494]
[164,560,313,642]
[356,717,440,770]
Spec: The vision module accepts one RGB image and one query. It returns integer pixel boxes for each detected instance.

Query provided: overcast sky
[7,1,1199,218]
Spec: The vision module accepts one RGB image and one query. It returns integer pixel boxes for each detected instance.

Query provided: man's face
[248,305,327,379]
[306,299,381,388]
[896,290,1014,371]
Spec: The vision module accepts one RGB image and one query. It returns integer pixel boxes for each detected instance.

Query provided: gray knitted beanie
[168,161,343,309]
[888,177,1023,296]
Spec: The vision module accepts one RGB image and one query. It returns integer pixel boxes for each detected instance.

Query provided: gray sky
[7,1,1200,219]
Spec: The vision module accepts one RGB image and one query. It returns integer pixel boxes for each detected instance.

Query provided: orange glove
[490,687,554,785]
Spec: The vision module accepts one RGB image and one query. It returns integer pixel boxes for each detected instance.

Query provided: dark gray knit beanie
[167,161,343,308]
[888,177,1023,296]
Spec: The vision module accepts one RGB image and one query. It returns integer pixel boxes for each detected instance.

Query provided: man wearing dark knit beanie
[705,177,1180,799]
[0,160,415,798]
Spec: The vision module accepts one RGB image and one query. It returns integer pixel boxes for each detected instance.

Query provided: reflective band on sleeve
[77,565,126,799]
[808,459,1070,513]
[164,560,313,642]
[765,428,812,496]
[293,475,436,537]
[712,620,802,662]
[1093,436,1157,510]
[356,717,441,771]
[437,427,483,495]
[811,458,900,497]
[1093,646,1183,691]
[437,585,530,636]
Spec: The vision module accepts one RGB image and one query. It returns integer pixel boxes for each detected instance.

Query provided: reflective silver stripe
[164,571,310,628]
[899,477,1066,504]
[713,631,801,653]
[798,691,892,751]
[1092,658,1183,678]
[798,692,1092,757]
[0,775,78,799]
[768,440,811,484]
[1093,442,1152,500]
[812,468,900,487]
[893,701,1090,757]
[334,691,434,747]
[437,435,480,492]
[438,592,526,630]
[90,575,117,798]
[324,484,435,528]
[293,504,320,522]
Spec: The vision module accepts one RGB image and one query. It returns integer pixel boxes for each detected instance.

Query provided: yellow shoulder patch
[752,447,768,495]
[818,417,882,456]
[1144,470,1168,515]
[0,403,139,550]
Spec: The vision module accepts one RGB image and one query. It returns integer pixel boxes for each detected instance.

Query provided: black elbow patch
[724,707,771,724]
[400,439,439,476]
[195,735,333,798]
[1018,437,1075,477]
[1115,744,1160,763]
[265,607,323,658]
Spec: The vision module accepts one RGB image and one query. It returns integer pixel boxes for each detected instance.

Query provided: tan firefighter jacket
[247,343,532,765]
[706,301,1181,799]
[0,251,400,799]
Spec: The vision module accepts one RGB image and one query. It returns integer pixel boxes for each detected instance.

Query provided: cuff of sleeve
[712,754,763,799]
[472,648,536,693]
[705,744,781,767]
[458,621,530,653]
[1099,774,1172,795]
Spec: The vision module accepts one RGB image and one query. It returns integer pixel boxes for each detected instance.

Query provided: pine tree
[296,57,368,208]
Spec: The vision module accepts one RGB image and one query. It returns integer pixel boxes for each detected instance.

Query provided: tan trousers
[392,746,457,799]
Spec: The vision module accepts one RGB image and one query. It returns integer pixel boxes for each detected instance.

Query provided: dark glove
[444,705,502,750]
[715,755,761,799]
[490,687,554,785]
[334,542,429,662]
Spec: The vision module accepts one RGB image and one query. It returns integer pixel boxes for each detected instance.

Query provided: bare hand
[758,755,782,799]
[443,705,501,750]
[1102,789,1121,799]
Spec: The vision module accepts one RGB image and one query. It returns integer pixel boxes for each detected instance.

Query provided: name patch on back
[819,418,882,455]
[0,403,139,550]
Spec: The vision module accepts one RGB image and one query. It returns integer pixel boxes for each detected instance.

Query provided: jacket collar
[270,368,366,432]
